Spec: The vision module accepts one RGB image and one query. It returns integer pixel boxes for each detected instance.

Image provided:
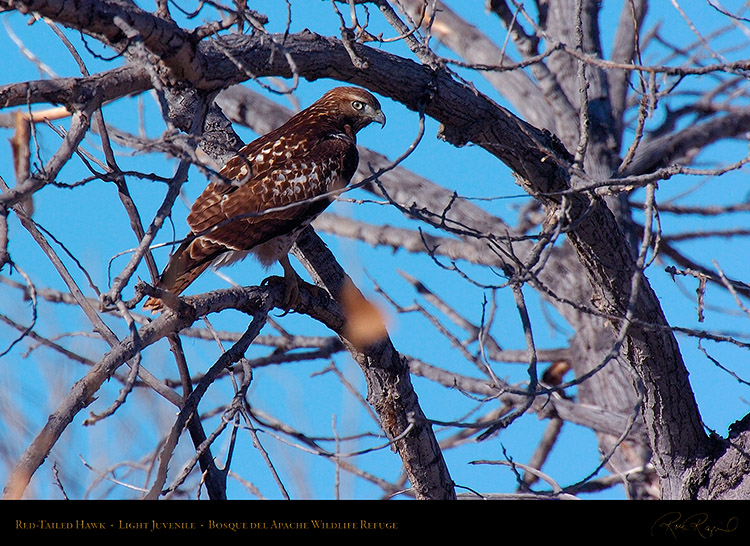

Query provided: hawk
[143,86,386,312]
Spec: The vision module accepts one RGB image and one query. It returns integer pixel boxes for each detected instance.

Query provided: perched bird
[143,86,385,312]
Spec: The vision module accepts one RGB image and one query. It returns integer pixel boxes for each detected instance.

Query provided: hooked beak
[372,109,386,128]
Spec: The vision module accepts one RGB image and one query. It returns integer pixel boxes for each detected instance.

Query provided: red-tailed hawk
[143,86,385,312]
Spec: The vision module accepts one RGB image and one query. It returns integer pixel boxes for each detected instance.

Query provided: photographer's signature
[651,512,738,540]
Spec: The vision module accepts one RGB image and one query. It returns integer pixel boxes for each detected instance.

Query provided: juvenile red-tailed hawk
[143,86,385,311]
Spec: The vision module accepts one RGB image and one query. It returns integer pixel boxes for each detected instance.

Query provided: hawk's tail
[143,237,218,312]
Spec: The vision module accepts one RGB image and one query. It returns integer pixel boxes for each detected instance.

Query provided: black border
[3,499,748,542]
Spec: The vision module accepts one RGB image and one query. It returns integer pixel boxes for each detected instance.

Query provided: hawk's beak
[373,109,386,128]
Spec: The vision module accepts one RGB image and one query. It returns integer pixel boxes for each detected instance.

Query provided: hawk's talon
[261,272,300,314]
[279,277,300,315]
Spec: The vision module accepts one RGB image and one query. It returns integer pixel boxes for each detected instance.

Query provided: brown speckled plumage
[143,87,385,311]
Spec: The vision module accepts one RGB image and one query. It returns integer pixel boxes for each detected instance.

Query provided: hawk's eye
[351,100,364,111]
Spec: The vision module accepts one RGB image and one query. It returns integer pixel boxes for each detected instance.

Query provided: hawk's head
[314,86,386,133]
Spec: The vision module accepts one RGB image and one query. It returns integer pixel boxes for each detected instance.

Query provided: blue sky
[1,1,749,500]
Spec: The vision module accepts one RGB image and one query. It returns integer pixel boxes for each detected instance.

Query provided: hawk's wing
[189,132,357,252]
